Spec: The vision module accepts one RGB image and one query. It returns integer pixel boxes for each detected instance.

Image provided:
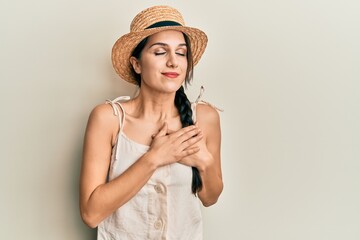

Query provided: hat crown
[130,6,185,32]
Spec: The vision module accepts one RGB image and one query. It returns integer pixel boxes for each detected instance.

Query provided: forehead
[146,30,186,46]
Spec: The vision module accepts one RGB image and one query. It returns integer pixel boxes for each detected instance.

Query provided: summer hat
[111,5,208,84]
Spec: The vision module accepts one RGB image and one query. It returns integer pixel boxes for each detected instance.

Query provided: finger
[166,128,176,135]
[179,131,203,149]
[175,132,202,153]
[179,146,200,158]
[155,122,168,137]
[175,128,202,145]
[170,125,197,139]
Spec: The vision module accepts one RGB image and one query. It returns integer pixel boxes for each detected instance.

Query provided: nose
[166,52,178,68]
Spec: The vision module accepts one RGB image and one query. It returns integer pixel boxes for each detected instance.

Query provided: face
[130,30,188,93]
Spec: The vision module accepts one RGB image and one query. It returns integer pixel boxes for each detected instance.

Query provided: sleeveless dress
[97,95,206,240]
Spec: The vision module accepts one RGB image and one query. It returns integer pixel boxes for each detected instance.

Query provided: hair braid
[175,86,203,194]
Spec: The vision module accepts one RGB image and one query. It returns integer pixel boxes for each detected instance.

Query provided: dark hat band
[146,21,182,29]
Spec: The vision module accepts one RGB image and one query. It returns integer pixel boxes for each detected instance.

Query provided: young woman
[80,5,223,239]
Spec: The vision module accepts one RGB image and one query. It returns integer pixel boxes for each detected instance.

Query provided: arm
[179,104,223,206]
[79,105,203,228]
[197,104,223,206]
[79,104,157,228]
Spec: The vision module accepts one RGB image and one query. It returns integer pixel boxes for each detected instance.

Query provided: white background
[1,0,359,239]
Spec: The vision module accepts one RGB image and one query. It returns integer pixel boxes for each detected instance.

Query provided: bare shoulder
[89,103,119,123]
[195,103,220,126]
[86,103,121,143]
[195,103,221,148]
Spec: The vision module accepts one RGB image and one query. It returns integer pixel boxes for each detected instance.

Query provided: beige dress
[97,96,203,240]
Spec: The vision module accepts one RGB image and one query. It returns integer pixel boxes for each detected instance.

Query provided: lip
[162,72,179,78]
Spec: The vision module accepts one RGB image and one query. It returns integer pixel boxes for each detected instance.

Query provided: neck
[130,88,179,122]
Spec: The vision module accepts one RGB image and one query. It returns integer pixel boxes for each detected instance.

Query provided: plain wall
[1,0,359,239]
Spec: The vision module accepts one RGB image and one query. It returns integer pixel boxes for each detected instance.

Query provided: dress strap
[194,85,205,104]
[105,96,130,133]
[192,86,223,123]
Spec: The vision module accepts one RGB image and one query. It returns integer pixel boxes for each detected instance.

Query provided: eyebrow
[148,42,187,49]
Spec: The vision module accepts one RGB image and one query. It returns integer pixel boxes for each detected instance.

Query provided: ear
[130,56,141,74]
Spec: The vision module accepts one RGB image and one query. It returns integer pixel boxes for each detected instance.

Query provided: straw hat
[111,5,208,84]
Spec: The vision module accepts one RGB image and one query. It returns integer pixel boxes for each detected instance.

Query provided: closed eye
[176,52,186,56]
[155,52,166,56]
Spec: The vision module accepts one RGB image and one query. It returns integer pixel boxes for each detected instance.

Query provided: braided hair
[131,34,203,194]
[174,85,203,194]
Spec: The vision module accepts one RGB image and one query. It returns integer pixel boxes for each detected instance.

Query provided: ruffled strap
[105,96,130,133]
[192,86,223,123]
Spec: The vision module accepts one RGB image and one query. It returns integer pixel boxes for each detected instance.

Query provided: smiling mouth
[162,72,179,78]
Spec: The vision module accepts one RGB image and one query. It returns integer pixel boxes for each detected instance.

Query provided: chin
[160,81,183,93]
[165,85,183,93]
[143,78,184,93]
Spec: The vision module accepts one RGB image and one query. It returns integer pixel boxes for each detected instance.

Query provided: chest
[123,115,182,146]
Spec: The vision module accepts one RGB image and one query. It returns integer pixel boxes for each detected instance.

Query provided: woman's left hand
[178,138,214,171]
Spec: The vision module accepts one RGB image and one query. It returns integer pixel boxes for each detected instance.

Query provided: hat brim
[111,26,208,84]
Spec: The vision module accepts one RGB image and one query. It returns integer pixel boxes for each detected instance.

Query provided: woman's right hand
[148,123,203,167]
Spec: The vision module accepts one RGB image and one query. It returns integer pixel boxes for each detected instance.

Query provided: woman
[80,5,223,239]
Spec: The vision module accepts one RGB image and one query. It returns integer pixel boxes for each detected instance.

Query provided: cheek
[183,56,189,67]
[141,62,157,75]
[139,61,161,81]
[141,55,160,69]
[182,58,188,67]
[182,60,188,73]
